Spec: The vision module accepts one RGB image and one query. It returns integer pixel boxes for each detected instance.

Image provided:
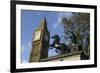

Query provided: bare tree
[60,13,90,59]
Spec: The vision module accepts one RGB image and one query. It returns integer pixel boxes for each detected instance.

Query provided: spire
[39,17,47,29]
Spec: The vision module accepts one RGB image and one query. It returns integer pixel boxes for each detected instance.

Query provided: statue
[50,35,70,54]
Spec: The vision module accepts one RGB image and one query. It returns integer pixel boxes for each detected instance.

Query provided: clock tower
[29,18,50,62]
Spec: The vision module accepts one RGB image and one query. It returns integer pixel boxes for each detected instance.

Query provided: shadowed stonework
[29,18,50,62]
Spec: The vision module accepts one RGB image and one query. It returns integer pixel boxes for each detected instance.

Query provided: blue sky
[21,10,72,63]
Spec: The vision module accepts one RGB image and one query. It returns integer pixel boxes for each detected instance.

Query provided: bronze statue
[50,35,70,54]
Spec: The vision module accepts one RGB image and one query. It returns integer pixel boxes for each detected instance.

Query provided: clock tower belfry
[29,18,50,62]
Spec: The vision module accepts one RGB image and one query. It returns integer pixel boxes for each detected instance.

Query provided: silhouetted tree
[61,13,90,59]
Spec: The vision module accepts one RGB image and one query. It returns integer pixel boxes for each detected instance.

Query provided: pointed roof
[39,17,47,29]
[35,17,48,31]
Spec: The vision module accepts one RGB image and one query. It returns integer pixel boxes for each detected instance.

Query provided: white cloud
[27,42,31,49]
[22,42,31,53]
[53,12,72,29]
[21,41,32,63]
[21,45,25,53]
[22,59,28,63]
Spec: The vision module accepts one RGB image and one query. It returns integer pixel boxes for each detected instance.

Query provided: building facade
[29,18,50,62]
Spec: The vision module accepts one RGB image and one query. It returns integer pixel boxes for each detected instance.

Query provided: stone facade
[41,51,82,62]
[29,18,50,62]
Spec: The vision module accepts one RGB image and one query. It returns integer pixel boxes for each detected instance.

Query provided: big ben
[29,18,50,62]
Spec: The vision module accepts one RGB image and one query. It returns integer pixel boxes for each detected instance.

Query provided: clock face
[33,30,41,41]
